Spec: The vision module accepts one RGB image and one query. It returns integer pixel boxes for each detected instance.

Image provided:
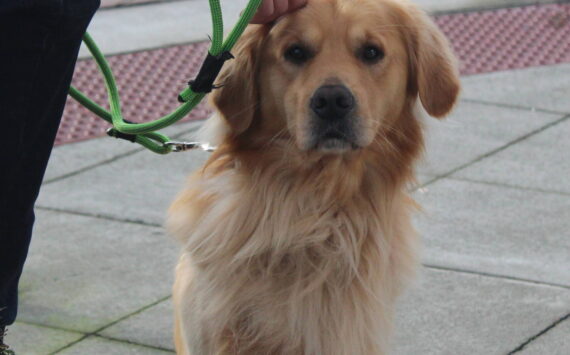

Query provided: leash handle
[68,0,262,154]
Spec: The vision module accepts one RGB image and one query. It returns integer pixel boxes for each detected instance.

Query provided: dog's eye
[284,45,310,65]
[360,45,385,64]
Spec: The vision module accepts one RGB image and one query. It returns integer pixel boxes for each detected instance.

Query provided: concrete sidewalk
[7,1,570,354]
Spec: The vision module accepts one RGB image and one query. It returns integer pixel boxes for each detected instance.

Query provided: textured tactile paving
[438,3,570,75]
[57,3,570,145]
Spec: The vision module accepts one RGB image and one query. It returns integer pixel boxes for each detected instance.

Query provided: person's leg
[0,0,100,331]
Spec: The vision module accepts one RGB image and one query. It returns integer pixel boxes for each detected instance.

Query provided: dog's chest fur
[169,157,419,355]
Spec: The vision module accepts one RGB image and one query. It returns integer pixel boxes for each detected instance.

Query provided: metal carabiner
[163,141,216,152]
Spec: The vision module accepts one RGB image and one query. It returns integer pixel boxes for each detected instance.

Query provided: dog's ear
[405,7,460,118]
[209,25,267,135]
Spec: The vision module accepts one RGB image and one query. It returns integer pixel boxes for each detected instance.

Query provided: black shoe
[0,327,15,355]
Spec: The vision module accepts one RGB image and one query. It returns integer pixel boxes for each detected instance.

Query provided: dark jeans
[0,0,100,326]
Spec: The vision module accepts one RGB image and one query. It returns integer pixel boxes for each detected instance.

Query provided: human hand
[250,0,308,24]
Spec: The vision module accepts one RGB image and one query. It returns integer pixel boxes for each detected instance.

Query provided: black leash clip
[178,50,234,102]
[106,128,137,143]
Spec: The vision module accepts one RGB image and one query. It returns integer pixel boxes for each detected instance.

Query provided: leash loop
[68,0,262,154]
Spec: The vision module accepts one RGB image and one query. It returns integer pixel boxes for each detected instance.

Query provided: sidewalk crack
[421,114,570,188]
[35,205,163,228]
[92,333,174,352]
[43,147,143,185]
[445,176,570,197]
[49,295,172,354]
[507,312,570,354]
[44,124,201,185]
[423,264,570,290]
[461,98,570,116]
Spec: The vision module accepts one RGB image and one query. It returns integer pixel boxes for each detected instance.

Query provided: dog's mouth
[322,131,346,140]
[314,129,360,153]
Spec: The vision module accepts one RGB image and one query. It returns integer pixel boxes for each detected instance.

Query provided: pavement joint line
[17,318,171,353]
[35,205,163,228]
[14,319,86,335]
[91,333,175,353]
[446,176,570,197]
[17,320,174,351]
[44,124,201,185]
[507,312,570,354]
[43,146,144,185]
[49,294,172,355]
[420,114,570,189]
[461,98,570,116]
[423,264,570,290]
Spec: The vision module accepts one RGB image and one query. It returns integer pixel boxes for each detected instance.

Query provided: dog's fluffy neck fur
[169,106,422,355]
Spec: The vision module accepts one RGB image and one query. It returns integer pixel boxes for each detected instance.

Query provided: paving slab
[394,267,570,355]
[414,178,570,286]
[37,133,209,226]
[454,118,570,194]
[56,335,174,354]
[45,121,201,183]
[418,100,563,177]
[100,298,175,351]
[5,322,83,355]
[461,63,570,113]
[519,315,570,355]
[17,210,178,332]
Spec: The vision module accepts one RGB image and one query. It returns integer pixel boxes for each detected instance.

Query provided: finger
[273,0,289,19]
[250,0,275,24]
[289,0,308,11]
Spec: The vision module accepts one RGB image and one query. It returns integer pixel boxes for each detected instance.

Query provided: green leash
[68,0,262,154]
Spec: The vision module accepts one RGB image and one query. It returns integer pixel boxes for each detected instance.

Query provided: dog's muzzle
[309,85,359,152]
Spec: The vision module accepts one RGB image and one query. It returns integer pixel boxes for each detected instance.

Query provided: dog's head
[210,0,459,156]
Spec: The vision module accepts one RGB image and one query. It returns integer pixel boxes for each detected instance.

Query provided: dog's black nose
[310,85,355,120]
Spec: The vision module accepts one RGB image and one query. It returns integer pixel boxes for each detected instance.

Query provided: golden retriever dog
[167,0,459,353]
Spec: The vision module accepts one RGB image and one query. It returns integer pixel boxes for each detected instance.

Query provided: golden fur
[167,0,460,354]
